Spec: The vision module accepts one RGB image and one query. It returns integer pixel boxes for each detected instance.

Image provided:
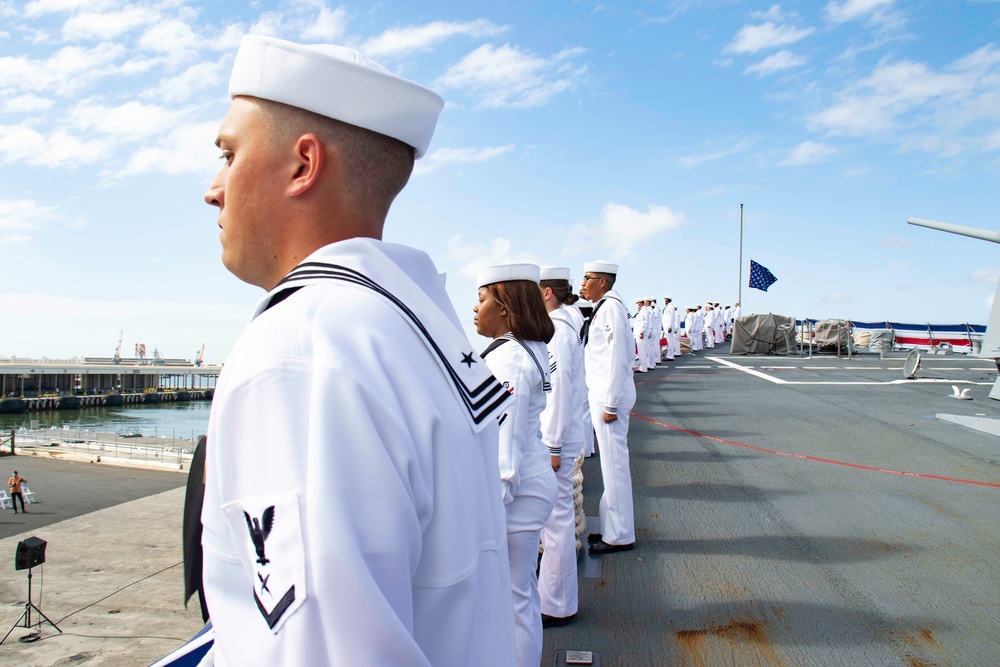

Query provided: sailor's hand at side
[603,411,617,423]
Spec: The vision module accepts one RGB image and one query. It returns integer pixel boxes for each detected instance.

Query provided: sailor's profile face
[474,286,507,338]
[204,96,287,289]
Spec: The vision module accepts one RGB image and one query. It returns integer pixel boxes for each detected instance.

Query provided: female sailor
[475,263,558,667]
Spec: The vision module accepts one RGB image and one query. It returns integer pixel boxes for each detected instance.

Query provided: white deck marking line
[706,357,992,386]
[710,357,788,384]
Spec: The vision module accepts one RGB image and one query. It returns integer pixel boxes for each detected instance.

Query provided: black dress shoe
[586,533,603,544]
[589,541,635,555]
[542,614,576,628]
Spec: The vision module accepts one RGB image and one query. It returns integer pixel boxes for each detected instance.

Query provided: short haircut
[257,99,414,220]
[539,279,580,306]
[488,281,554,343]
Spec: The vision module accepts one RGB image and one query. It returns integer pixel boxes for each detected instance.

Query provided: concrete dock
[1,350,999,666]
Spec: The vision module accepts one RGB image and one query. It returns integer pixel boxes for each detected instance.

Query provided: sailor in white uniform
[567,297,594,457]
[703,305,716,349]
[633,298,650,373]
[684,307,697,351]
[649,298,663,365]
[694,303,705,350]
[663,296,678,360]
[200,36,516,666]
[579,261,636,554]
[537,267,587,628]
[475,263,558,667]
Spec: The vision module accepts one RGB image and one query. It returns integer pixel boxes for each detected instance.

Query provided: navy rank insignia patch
[223,493,307,632]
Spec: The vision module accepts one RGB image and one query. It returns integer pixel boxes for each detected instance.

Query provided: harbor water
[0,401,211,443]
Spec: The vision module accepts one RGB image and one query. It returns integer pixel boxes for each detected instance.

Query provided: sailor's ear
[287,133,324,197]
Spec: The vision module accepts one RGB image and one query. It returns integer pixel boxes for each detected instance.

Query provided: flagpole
[738,203,743,306]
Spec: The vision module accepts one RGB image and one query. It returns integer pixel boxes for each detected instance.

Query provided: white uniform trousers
[589,398,636,545]
[583,414,595,457]
[539,451,582,619]
[691,331,702,351]
[704,328,715,348]
[633,335,648,372]
[507,470,557,667]
[670,331,681,358]
[646,335,659,366]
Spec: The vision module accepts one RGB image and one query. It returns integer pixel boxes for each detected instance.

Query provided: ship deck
[1,350,999,666]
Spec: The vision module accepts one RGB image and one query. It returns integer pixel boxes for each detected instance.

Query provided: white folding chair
[0,490,10,510]
[20,483,35,504]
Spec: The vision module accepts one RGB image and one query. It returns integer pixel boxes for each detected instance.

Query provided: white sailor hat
[540,266,571,281]
[229,35,444,158]
[477,263,540,288]
[648,297,656,302]
[635,298,643,303]
[583,260,618,275]
[664,295,673,300]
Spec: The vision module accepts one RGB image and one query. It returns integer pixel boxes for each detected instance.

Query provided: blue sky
[1,0,999,362]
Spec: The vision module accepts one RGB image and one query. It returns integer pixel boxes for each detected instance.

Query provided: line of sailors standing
[632,299,742,367]
[474,261,636,667]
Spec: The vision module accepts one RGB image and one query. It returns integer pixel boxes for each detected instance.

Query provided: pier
[0,358,219,414]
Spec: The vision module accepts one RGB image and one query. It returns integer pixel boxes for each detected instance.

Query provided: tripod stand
[2,567,62,644]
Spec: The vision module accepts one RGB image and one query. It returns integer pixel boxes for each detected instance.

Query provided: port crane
[195,344,206,367]
[113,330,123,365]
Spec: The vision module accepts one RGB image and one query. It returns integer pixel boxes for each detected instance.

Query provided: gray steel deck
[544,351,1000,666]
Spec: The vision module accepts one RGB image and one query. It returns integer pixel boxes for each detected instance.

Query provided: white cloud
[822,291,850,303]
[1,93,53,113]
[569,203,684,260]
[0,123,109,167]
[674,137,753,168]
[363,19,506,58]
[140,59,226,104]
[111,120,220,179]
[0,42,126,95]
[779,140,837,166]
[971,268,1000,283]
[0,234,31,244]
[745,49,805,76]
[0,199,60,229]
[825,0,894,23]
[24,0,116,18]
[69,100,184,142]
[61,6,160,41]
[137,19,204,61]
[445,235,539,278]
[414,144,514,176]
[724,21,814,55]
[809,46,1000,145]
[299,2,347,41]
[435,44,586,109]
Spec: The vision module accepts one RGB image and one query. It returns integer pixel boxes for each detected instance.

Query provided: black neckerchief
[582,298,607,345]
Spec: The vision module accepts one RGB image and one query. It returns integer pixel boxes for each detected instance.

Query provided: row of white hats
[477,261,619,289]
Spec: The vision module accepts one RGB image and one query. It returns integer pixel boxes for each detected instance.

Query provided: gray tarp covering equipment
[813,319,850,351]
[730,314,796,355]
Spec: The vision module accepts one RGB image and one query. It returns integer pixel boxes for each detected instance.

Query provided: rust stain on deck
[674,618,785,667]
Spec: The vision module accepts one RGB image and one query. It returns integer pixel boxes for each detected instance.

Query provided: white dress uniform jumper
[202,239,517,666]
[583,289,637,547]
[481,335,557,667]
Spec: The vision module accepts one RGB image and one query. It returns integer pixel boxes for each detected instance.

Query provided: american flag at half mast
[749,260,778,292]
